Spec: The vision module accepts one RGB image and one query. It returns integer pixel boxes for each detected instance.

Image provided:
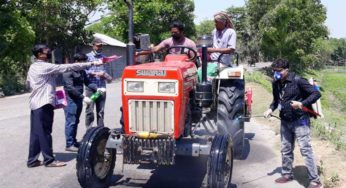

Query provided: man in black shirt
[263,59,322,188]
[63,53,96,152]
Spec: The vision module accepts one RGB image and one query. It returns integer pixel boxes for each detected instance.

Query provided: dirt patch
[248,82,346,187]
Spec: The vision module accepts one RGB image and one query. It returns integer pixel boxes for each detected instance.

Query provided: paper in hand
[102,55,122,63]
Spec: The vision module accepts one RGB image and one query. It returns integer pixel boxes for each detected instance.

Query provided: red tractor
[76,1,252,187]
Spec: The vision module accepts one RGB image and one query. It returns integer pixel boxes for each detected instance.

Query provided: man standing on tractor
[208,11,236,67]
[263,59,323,188]
[85,39,112,129]
[135,21,196,57]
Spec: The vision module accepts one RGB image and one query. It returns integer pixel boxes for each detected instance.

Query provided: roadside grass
[245,71,272,92]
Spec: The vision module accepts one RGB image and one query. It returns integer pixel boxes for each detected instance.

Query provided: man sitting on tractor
[135,21,197,58]
[197,11,237,81]
[209,11,237,67]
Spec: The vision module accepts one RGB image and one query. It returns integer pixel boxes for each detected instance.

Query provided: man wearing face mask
[26,44,107,168]
[135,21,196,57]
[85,38,112,129]
[263,59,323,188]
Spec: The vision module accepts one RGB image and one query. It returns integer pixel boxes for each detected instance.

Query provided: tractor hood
[122,55,197,80]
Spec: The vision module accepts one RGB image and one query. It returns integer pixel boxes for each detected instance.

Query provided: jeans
[28,104,55,166]
[280,117,320,183]
[85,87,106,129]
[64,96,83,147]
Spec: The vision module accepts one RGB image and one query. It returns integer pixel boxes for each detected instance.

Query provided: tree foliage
[0,0,102,95]
[329,38,346,63]
[90,0,195,44]
[195,20,214,37]
[258,0,328,71]
[0,1,35,94]
[226,6,250,61]
[22,0,102,55]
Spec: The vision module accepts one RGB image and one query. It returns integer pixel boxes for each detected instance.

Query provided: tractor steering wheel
[166,45,197,62]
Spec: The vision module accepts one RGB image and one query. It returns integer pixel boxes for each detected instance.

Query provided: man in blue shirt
[85,38,112,128]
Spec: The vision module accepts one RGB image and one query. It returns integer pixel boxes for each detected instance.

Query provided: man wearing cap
[208,11,237,67]
[26,44,106,167]
[85,38,112,129]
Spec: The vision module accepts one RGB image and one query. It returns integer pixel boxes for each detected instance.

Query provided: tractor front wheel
[207,134,233,188]
[76,127,116,188]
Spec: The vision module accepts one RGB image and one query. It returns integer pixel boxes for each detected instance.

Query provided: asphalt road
[0,80,305,188]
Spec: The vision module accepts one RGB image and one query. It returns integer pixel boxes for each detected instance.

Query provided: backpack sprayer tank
[195,35,213,107]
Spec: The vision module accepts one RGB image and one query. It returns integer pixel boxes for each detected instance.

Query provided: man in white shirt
[208,11,237,67]
[26,44,106,167]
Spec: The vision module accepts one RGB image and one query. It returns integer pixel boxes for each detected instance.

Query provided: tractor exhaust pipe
[124,0,135,66]
[195,35,213,108]
[201,46,208,82]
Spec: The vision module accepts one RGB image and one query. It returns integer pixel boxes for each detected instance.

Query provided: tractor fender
[216,65,244,80]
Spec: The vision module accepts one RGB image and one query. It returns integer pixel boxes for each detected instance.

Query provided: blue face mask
[274,71,282,81]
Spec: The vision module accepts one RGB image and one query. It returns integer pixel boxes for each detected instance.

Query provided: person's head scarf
[214,11,234,29]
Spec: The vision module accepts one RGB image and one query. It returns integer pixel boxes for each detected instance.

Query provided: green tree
[329,38,346,63]
[226,6,249,61]
[22,0,103,57]
[259,0,328,71]
[0,0,103,95]
[246,0,279,62]
[93,0,195,44]
[0,1,35,95]
[195,20,214,37]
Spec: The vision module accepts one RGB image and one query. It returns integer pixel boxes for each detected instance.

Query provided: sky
[193,0,346,39]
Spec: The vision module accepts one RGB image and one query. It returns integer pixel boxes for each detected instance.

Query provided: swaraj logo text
[136,70,166,76]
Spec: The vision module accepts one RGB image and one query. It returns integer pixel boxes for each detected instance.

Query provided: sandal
[275,175,293,183]
[45,160,67,167]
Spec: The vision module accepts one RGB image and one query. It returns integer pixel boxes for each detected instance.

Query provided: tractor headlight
[127,81,144,92]
[158,82,176,93]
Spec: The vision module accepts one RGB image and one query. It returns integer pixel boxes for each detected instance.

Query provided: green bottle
[90,91,102,102]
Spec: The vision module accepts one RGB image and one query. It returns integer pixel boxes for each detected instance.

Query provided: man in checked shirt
[263,59,323,188]
[85,38,112,129]
[26,44,108,168]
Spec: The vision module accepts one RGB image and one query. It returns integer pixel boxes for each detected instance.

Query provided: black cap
[73,53,88,62]
[32,44,49,58]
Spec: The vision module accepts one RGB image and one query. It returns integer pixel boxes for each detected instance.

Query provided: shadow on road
[293,165,310,187]
[238,133,255,160]
[54,152,77,162]
[109,156,208,188]
[267,165,315,187]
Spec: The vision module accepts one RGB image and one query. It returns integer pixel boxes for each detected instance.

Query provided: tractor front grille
[128,100,174,133]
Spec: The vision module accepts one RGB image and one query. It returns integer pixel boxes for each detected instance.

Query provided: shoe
[275,175,293,183]
[65,146,79,152]
[74,141,81,148]
[308,182,323,188]
[45,160,66,167]
[27,160,43,168]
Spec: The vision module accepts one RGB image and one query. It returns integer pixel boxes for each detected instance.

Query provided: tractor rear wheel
[76,127,116,188]
[207,134,233,188]
[217,84,245,159]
